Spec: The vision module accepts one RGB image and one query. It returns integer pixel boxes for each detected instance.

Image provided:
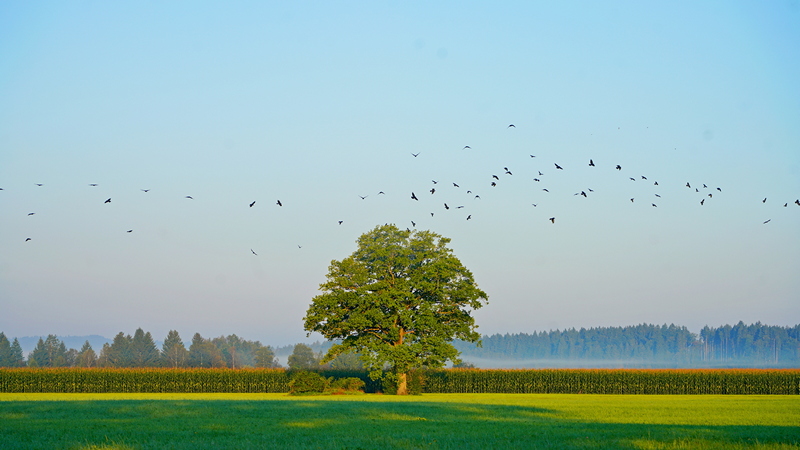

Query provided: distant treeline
[452,322,800,367]
[0,330,281,369]
[3,322,798,368]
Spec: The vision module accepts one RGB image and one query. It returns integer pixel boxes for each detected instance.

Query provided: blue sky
[1,1,798,347]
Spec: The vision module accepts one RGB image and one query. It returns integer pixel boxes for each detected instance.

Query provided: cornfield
[423,369,800,395]
[0,368,797,394]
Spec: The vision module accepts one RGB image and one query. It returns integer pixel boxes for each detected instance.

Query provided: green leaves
[303,224,488,392]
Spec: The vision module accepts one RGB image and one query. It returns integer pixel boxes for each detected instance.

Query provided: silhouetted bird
[763,219,771,224]
[491,182,496,187]
[652,203,657,207]
[35,184,43,186]
[762,198,767,203]
[28,212,35,215]
[549,217,555,223]
[430,188,435,194]
[492,175,499,180]
[251,249,257,255]
[580,191,587,197]
[533,178,540,182]
[629,177,636,181]
[616,165,622,170]
[411,192,418,201]
[542,189,549,192]
[185,196,193,199]
[700,199,705,205]
[127,230,133,233]
[444,203,449,210]
[530,155,536,158]
[717,187,722,192]
[508,124,515,128]
[432,180,438,184]
[89,184,98,186]
[359,195,367,200]
[453,183,459,187]
[411,152,420,157]
[463,146,471,149]
[276,200,282,206]
[141,189,150,192]
[378,191,385,195]
[505,170,512,175]
[338,220,343,225]
[411,221,416,227]
[654,182,658,186]
[25,237,31,241]
[250,201,256,207]
[641,176,647,180]
[686,183,691,188]
[466,215,471,220]
[589,159,595,166]
[555,163,563,170]
[655,194,661,198]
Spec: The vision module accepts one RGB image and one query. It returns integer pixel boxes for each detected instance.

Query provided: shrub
[329,377,365,394]
[288,370,329,395]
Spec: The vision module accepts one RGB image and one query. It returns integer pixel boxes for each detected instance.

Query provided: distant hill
[17,335,112,356]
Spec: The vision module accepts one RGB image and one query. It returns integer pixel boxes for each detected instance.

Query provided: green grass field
[1,393,798,449]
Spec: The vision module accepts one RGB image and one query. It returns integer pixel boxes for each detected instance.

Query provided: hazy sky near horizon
[1,1,798,347]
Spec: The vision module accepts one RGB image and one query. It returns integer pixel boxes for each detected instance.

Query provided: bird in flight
[554,163,563,170]
[28,212,35,216]
[378,191,385,195]
[359,195,368,200]
[25,237,31,241]
[251,249,257,255]
[89,184,98,186]
[762,198,767,203]
[185,196,193,199]
[141,189,150,192]
[411,221,416,227]
[491,182,497,187]
[338,220,343,225]
[508,124,515,128]
[430,188,435,194]
[127,230,133,233]
[700,199,705,205]
[276,200,282,206]
[411,192,418,201]
[463,146,471,149]
[444,203,450,210]
[411,152,420,157]
[35,184,43,186]
[250,201,256,207]
[104,198,111,203]
[530,155,536,158]
[630,177,636,181]
[652,203,657,207]
[432,180,438,184]
[686,183,691,188]
[492,175,499,180]
[616,165,622,170]
[453,183,459,187]
[466,215,471,220]
[763,219,771,224]
[589,159,595,167]
[549,217,555,223]
[542,188,549,192]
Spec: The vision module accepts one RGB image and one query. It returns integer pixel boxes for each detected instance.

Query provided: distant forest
[1,322,798,368]
[452,322,800,368]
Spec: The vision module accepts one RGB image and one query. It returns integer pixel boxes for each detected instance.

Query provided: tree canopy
[303,224,488,394]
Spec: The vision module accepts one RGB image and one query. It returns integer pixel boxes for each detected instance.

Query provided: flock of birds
[6,124,799,254]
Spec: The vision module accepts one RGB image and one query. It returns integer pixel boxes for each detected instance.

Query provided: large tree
[303,224,488,394]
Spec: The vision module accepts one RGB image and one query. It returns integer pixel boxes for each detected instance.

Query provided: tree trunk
[396,372,408,395]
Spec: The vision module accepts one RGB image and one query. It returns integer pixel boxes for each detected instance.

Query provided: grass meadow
[0,393,798,449]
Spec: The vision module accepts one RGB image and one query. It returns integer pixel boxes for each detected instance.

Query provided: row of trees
[452,322,800,366]
[0,329,365,370]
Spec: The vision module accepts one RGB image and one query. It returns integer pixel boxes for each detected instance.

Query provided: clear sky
[1,1,798,347]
